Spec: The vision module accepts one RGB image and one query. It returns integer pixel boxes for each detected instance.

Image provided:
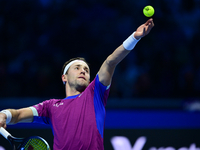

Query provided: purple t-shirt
[30,74,110,150]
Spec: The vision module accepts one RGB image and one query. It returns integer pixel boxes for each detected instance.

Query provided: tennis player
[0,18,154,150]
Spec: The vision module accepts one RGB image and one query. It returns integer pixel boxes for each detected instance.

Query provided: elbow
[106,55,118,67]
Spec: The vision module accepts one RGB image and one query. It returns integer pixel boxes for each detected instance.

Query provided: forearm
[7,109,21,124]
[106,44,130,67]
[98,33,140,86]
[1,108,33,125]
[106,32,140,66]
[0,109,20,124]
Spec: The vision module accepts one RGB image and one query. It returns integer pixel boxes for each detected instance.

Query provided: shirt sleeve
[94,74,110,106]
[29,100,52,125]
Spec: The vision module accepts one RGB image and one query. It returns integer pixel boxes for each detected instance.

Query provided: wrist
[0,110,12,124]
[123,32,140,50]
[133,32,141,40]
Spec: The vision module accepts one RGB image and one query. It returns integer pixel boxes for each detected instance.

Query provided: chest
[50,96,96,125]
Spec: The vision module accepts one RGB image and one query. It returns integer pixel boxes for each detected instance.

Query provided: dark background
[0,0,199,99]
[0,0,200,149]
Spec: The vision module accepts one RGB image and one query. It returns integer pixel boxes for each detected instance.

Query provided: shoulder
[86,74,110,92]
[94,74,110,90]
[33,98,63,108]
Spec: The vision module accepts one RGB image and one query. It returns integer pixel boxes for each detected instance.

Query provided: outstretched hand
[134,18,154,40]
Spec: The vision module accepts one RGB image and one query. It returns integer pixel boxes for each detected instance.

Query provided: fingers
[143,19,154,36]
[142,27,146,36]
[145,18,154,28]
[0,123,6,129]
[0,114,7,129]
[135,18,154,38]
[145,18,152,25]
[146,19,154,33]
[149,19,154,28]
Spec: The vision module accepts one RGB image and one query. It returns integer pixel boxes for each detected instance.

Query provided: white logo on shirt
[53,102,64,107]
[35,102,43,107]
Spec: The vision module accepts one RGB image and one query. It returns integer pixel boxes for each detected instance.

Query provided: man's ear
[62,74,67,83]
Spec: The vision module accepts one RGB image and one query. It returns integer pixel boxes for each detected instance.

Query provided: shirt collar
[64,94,80,100]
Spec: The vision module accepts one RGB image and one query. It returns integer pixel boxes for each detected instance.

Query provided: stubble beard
[70,79,89,93]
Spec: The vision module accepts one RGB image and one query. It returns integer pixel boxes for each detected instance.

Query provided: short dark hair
[61,57,89,76]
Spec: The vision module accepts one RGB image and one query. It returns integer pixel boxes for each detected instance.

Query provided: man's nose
[80,68,85,74]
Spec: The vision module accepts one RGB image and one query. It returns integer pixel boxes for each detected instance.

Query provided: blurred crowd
[0,0,200,99]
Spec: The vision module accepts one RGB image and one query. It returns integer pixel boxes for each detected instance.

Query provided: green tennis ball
[143,5,155,17]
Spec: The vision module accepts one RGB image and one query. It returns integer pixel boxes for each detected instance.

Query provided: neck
[65,85,81,97]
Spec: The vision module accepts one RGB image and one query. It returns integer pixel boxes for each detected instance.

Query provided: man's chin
[78,80,89,85]
[76,83,89,92]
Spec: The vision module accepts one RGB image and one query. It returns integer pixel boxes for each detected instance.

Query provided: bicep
[98,60,115,86]
[98,45,130,86]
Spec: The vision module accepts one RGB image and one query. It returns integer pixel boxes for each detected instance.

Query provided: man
[0,18,154,150]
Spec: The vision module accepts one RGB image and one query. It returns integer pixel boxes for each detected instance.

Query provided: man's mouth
[78,76,86,80]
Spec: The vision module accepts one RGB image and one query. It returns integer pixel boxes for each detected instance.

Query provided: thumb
[3,124,7,129]
[143,27,146,36]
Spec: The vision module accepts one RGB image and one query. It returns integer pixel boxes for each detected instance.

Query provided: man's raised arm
[98,18,154,86]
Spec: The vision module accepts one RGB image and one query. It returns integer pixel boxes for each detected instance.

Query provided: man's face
[66,61,90,92]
